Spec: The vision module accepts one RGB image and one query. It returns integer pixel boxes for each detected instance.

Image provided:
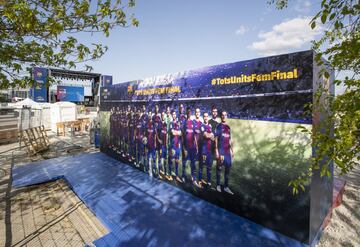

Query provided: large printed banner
[30,67,48,102]
[57,86,84,102]
[100,51,331,244]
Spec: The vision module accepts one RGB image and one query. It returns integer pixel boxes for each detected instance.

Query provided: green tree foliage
[0,0,138,88]
[270,0,359,193]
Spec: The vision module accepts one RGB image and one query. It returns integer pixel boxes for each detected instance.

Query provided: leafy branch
[270,0,360,193]
[0,0,138,89]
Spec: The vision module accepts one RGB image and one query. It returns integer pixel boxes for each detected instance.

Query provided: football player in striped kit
[193,107,203,185]
[169,110,182,181]
[140,105,149,171]
[198,112,215,187]
[121,107,128,157]
[153,104,162,174]
[145,111,157,176]
[182,107,198,185]
[158,112,169,178]
[109,107,116,150]
[178,103,186,124]
[134,108,142,167]
[115,107,121,153]
[128,106,136,162]
[215,111,234,195]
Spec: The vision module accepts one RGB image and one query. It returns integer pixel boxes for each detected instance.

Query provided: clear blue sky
[83,0,320,84]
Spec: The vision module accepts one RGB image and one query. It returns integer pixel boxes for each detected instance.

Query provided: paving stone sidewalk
[0,131,108,247]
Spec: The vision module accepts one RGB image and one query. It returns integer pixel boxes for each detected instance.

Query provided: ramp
[12,152,306,247]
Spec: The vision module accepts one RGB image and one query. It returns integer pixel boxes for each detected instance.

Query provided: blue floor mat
[12,152,307,247]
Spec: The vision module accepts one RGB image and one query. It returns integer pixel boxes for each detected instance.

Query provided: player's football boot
[152,169,158,177]
[216,185,222,192]
[166,175,173,181]
[194,180,201,188]
[224,187,234,195]
[176,176,183,183]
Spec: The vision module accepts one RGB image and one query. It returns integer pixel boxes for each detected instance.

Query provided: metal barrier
[16,107,45,147]
[17,107,43,131]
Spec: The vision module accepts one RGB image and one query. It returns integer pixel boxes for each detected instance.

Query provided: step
[0,124,18,130]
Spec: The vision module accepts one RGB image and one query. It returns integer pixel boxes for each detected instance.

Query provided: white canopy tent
[12,98,41,109]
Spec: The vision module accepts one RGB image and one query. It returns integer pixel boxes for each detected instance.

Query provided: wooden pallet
[22,125,50,155]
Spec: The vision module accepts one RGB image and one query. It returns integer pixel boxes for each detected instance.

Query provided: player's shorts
[147,149,156,160]
[136,139,144,151]
[201,152,213,166]
[218,154,232,167]
[183,147,197,162]
[156,142,162,151]
[119,130,124,140]
[159,146,167,159]
[170,147,181,160]
[195,148,202,161]
[129,140,135,150]
[126,130,134,143]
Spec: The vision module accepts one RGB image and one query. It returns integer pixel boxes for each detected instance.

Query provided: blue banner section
[102,75,113,87]
[57,86,84,102]
[30,67,48,102]
[101,51,314,124]
[103,51,313,101]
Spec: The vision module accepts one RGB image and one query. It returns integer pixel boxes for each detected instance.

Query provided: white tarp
[39,103,52,130]
[50,101,77,131]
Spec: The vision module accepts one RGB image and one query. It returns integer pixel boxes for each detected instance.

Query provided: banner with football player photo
[99,50,334,245]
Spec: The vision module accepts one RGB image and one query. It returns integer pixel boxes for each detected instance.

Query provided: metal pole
[19,109,23,148]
